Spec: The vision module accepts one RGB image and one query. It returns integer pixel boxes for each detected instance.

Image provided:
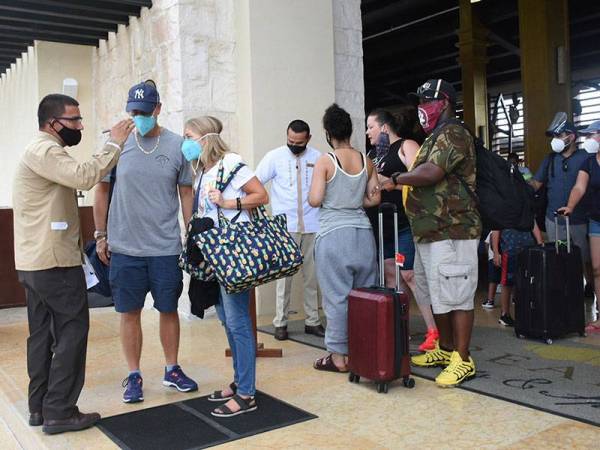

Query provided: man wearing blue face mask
[530,112,593,294]
[93,80,197,404]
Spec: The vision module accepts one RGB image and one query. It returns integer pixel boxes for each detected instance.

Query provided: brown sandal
[313,354,348,373]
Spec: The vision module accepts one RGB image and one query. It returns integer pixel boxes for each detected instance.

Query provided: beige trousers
[273,232,320,327]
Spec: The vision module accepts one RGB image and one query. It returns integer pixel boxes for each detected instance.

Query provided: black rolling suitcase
[515,214,586,344]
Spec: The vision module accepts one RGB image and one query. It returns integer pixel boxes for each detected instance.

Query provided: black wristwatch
[391,172,401,185]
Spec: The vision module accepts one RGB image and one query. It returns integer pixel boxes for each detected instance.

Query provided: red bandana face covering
[418,100,446,134]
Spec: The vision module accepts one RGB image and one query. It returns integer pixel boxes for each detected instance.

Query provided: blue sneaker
[122,373,144,403]
[163,365,198,392]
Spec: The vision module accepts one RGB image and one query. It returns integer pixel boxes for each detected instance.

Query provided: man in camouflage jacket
[379,79,482,387]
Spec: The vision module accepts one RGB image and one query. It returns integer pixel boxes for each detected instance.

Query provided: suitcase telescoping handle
[553,210,571,254]
[378,202,401,292]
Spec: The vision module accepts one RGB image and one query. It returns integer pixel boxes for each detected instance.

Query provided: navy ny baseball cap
[409,79,457,103]
[579,120,600,135]
[126,81,160,113]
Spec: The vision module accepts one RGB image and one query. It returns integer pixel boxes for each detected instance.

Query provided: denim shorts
[589,219,600,238]
[109,253,183,313]
[382,226,415,270]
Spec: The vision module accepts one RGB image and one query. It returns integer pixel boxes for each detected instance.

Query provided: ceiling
[0,0,151,75]
[362,0,600,110]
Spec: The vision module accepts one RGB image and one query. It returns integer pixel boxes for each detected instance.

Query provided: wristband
[391,173,400,185]
[94,230,107,240]
[236,197,242,211]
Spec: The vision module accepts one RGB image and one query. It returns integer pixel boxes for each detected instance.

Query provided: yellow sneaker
[411,345,452,367]
[435,351,476,387]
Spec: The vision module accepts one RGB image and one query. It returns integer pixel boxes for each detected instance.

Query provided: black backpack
[432,120,535,232]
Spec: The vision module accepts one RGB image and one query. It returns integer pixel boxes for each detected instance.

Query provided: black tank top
[366,139,410,243]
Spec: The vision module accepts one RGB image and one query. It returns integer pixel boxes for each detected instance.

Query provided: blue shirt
[533,149,589,224]
[579,155,600,222]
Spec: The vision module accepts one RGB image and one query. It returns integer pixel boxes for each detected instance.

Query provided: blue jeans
[215,286,256,396]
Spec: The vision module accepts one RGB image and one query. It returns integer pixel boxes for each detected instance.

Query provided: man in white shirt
[255,120,324,340]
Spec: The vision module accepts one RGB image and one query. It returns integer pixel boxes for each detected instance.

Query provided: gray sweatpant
[314,227,378,355]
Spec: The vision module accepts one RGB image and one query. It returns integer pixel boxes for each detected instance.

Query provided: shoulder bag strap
[215,160,247,225]
[192,169,205,214]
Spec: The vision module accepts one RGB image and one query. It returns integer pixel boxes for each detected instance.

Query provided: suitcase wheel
[403,377,415,389]
[348,372,360,384]
[376,383,388,394]
[545,338,553,345]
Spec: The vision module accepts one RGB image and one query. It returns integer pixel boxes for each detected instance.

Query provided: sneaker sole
[162,380,198,392]
[482,305,495,309]
[436,372,476,388]
[411,360,450,368]
[123,396,144,403]
[211,405,258,418]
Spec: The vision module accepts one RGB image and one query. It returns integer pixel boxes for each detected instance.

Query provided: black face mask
[287,144,307,155]
[52,121,82,147]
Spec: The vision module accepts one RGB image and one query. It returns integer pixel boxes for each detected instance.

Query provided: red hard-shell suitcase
[347,203,414,393]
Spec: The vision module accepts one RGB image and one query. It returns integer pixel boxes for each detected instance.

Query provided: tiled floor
[0,294,599,449]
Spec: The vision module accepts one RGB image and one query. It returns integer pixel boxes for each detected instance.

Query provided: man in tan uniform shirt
[12,93,133,434]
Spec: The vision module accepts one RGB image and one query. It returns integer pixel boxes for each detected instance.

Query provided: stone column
[458,0,489,146]
[518,0,571,171]
[333,0,366,151]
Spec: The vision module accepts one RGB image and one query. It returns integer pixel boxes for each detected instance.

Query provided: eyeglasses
[55,116,83,123]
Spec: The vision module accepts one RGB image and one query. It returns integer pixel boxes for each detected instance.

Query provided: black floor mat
[97,391,317,450]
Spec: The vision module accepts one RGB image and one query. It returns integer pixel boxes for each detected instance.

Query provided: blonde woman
[181,116,268,417]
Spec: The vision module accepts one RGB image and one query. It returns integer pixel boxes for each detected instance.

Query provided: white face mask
[583,138,600,154]
[550,137,567,153]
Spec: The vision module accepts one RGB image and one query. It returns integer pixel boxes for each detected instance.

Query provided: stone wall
[93,2,183,139]
[333,0,365,151]
[92,0,238,150]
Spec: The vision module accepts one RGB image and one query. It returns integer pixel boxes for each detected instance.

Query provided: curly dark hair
[322,103,352,141]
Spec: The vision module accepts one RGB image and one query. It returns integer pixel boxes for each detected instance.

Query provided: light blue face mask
[133,114,157,137]
[180,133,220,162]
[181,139,202,161]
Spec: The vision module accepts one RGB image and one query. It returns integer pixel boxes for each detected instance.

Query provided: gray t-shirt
[105,128,192,257]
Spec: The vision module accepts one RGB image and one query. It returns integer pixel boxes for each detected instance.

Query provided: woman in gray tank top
[308,104,381,373]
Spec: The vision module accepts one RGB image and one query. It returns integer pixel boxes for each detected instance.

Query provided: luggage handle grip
[553,211,571,254]
[377,202,401,291]
[378,202,397,213]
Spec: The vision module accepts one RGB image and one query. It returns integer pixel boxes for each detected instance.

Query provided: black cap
[409,79,457,103]
[545,111,577,137]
